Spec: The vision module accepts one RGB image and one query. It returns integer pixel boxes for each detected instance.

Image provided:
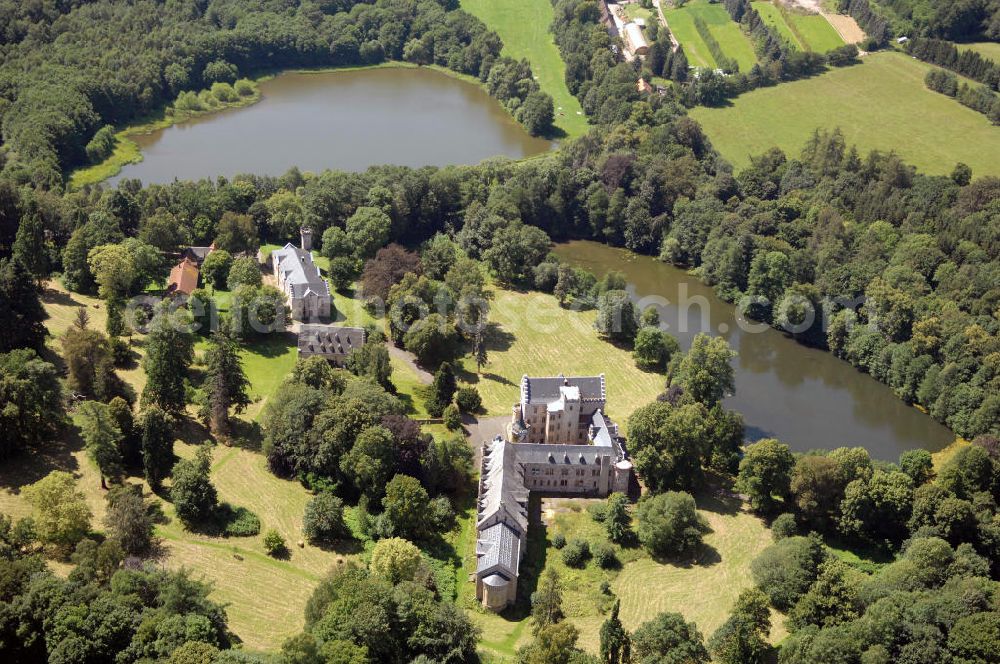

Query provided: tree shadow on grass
[226,419,263,452]
[176,417,213,448]
[648,541,722,569]
[245,330,296,359]
[0,432,82,494]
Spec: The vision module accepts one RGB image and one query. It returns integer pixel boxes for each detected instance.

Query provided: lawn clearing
[690,51,1000,177]
[463,495,786,658]
[459,0,588,138]
[753,1,804,50]
[457,288,665,429]
[786,9,845,52]
[665,0,758,72]
[959,41,1000,64]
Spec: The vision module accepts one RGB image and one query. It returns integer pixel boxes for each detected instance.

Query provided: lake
[554,241,955,460]
[108,67,552,186]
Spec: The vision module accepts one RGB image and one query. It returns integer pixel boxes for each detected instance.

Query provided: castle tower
[300,227,313,251]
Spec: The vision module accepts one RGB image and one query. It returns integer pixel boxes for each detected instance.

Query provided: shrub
[263,529,286,557]
[443,404,461,430]
[174,90,204,113]
[429,495,455,530]
[771,513,798,541]
[222,505,261,537]
[588,502,608,523]
[108,336,131,367]
[211,82,238,103]
[552,532,567,549]
[454,387,482,413]
[302,492,349,544]
[234,79,255,96]
[592,542,618,569]
[562,539,590,567]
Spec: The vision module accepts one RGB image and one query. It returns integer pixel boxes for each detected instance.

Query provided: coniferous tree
[0,257,47,352]
[170,445,218,526]
[141,306,194,412]
[138,405,174,491]
[531,567,565,633]
[600,599,630,664]
[11,214,48,286]
[605,492,632,544]
[474,329,488,373]
[428,361,457,417]
[77,400,123,489]
[202,322,250,436]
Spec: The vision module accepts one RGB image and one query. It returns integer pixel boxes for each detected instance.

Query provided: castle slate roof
[477,438,529,533]
[521,374,605,405]
[272,243,329,298]
[298,325,366,357]
[475,522,521,578]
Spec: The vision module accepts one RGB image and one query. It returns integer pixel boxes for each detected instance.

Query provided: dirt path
[652,0,680,52]
[388,342,433,384]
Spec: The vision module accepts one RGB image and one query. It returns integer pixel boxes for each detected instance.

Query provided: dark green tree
[77,400,123,489]
[636,491,708,559]
[170,445,218,526]
[631,611,710,664]
[0,258,47,352]
[138,405,174,491]
[202,323,251,436]
[599,599,630,664]
[141,307,194,412]
[736,438,796,513]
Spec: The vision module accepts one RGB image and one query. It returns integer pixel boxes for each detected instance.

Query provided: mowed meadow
[456,288,666,428]
[665,0,758,71]
[690,51,1000,177]
[752,1,845,53]
[459,0,588,138]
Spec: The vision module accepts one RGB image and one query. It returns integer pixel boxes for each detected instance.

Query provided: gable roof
[183,246,214,265]
[477,437,529,533]
[298,325,366,356]
[476,522,521,578]
[167,258,199,295]
[272,243,330,298]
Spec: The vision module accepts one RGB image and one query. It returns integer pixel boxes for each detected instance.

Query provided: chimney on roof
[300,227,313,251]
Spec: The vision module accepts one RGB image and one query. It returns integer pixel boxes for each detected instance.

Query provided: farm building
[167,257,199,296]
[623,21,649,56]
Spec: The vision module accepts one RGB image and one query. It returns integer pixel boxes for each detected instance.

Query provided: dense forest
[0,0,554,189]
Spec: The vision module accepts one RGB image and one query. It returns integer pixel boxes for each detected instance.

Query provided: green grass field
[753,1,804,49]
[751,2,844,52]
[460,0,588,138]
[959,41,1000,63]
[787,10,845,52]
[456,289,666,429]
[690,51,1000,177]
[665,0,758,72]
[464,495,786,658]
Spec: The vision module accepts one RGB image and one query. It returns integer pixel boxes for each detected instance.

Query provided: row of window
[528,467,601,477]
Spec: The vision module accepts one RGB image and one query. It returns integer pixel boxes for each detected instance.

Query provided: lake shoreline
[68,62,535,189]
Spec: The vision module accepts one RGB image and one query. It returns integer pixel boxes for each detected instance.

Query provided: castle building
[271,228,331,321]
[474,374,633,612]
